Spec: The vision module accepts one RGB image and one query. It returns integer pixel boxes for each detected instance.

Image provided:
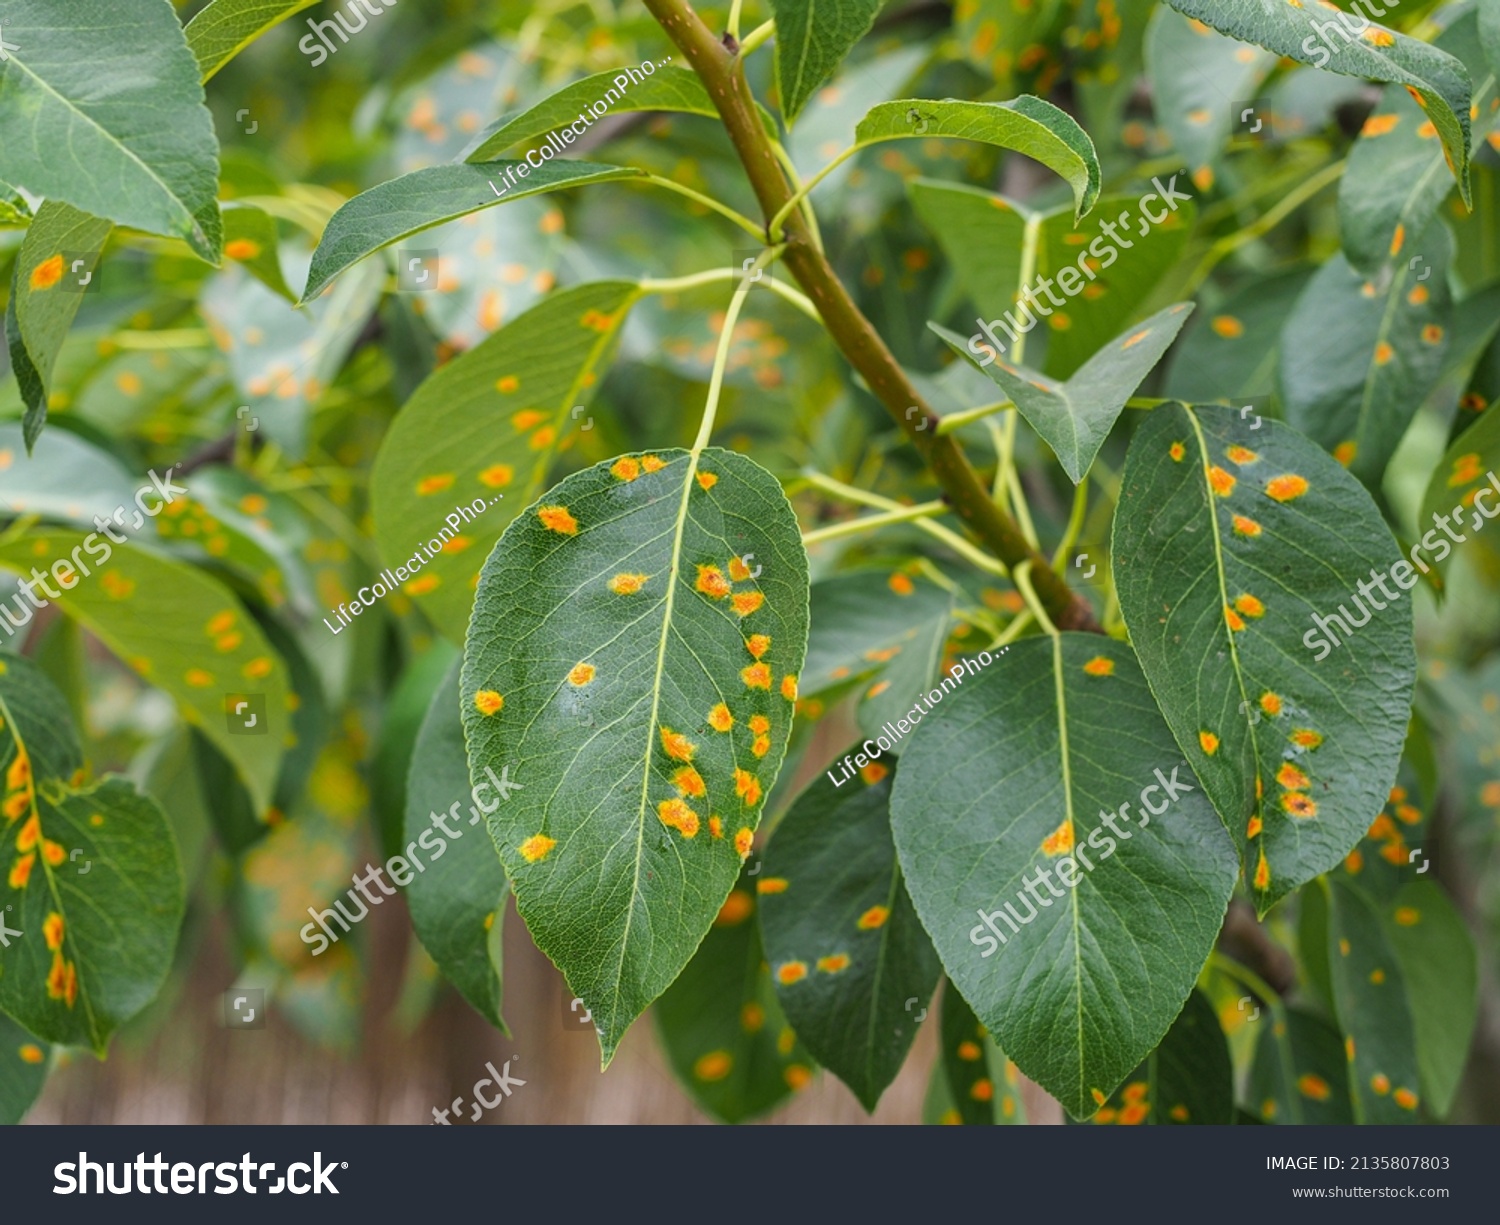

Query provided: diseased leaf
[857,96,1101,219]
[403,660,508,1031]
[462,447,809,1062]
[656,872,815,1123]
[0,534,291,814]
[1069,989,1233,1125]
[1381,881,1477,1120]
[1248,1005,1354,1124]
[0,0,220,256]
[1281,218,1452,485]
[936,302,1195,483]
[0,1011,49,1124]
[1418,401,1500,588]
[221,204,296,303]
[931,981,1025,1125]
[1145,6,1276,191]
[371,281,642,643]
[771,0,885,124]
[5,201,112,452]
[1113,404,1417,913]
[1340,12,1498,275]
[890,633,1239,1119]
[1163,269,1311,403]
[465,65,775,161]
[0,421,141,525]
[910,182,1193,380]
[759,762,940,1111]
[301,161,642,302]
[373,641,458,859]
[184,0,320,81]
[1161,0,1472,204]
[0,655,184,1052]
[1323,876,1423,1123]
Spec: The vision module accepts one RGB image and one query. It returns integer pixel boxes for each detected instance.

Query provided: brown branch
[640,0,1099,632]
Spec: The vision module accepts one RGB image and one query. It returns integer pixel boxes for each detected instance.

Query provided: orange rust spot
[9,852,35,889]
[732,592,764,617]
[734,768,762,807]
[1298,1073,1330,1101]
[1083,656,1114,677]
[1389,224,1406,258]
[696,472,718,490]
[1282,792,1318,819]
[537,505,578,534]
[608,572,647,595]
[1247,815,1263,839]
[1237,594,1266,619]
[756,877,789,895]
[1409,284,1430,306]
[1258,690,1281,715]
[518,834,556,863]
[860,761,887,784]
[1232,514,1262,537]
[41,840,63,867]
[1333,441,1358,468]
[1199,730,1220,755]
[1227,446,1259,465]
[1395,803,1421,826]
[660,727,697,761]
[1278,763,1309,790]
[888,573,915,596]
[495,375,520,393]
[30,255,66,291]
[970,1078,995,1102]
[673,766,706,798]
[416,474,455,495]
[479,463,514,488]
[784,1064,812,1091]
[611,457,642,482]
[1041,819,1075,857]
[1254,850,1271,890]
[752,734,771,758]
[43,912,64,951]
[740,1001,765,1031]
[1362,113,1400,136]
[708,815,723,838]
[776,961,808,985]
[728,556,753,582]
[780,675,798,701]
[1211,315,1245,338]
[749,715,770,735]
[16,814,40,852]
[857,905,889,930]
[640,455,666,473]
[1345,848,1363,874]
[1121,329,1151,350]
[743,638,773,665]
[1393,906,1420,926]
[18,1044,43,1064]
[694,1050,733,1081]
[1291,728,1323,749]
[1374,341,1395,365]
[1393,1088,1418,1110]
[1421,324,1444,345]
[1208,466,1236,497]
[715,890,752,926]
[658,798,700,838]
[1170,441,1186,462]
[568,662,596,687]
[734,828,754,857]
[696,565,731,598]
[474,689,504,716]
[1091,1088,1107,1106]
[1225,607,1246,633]
[1266,474,1309,502]
[511,409,546,431]
[708,703,734,732]
[741,663,771,690]
[817,953,851,974]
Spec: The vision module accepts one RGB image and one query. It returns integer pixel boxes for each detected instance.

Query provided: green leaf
[758,762,940,1110]
[857,97,1101,220]
[0,534,291,814]
[0,421,141,525]
[1485,0,1500,77]
[372,641,458,860]
[371,281,642,643]
[1281,217,1451,486]
[1323,876,1423,1123]
[656,871,815,1122]
[931,981,1026,1125]
[1340,12,1498,276]
[910,182,1193,380]
[5,201,113,452]
[221,204,296,303]
[0,180,32,227]
[0,0,220,255]
[0,1011,49,1124]
[403,661,508,1031]
[1163,269,1311,403]
[1417,400,1500,589]
[1161,0,1473,205]
[771,0,885,124]
[0,655,184,1052]
[1113,404,1417,913]
[465,65,774,162]
[802,567,956,698]
[1381,881,1477,1119]
[184,0,320,81]
[462,447,810,1063]
[301,161,643,303]
[936,302,1195,483]
[1248,1005,1353,1124]
[1068,989,1233,1126]
[890,634,1239,1119]
[1145,6,1276,189]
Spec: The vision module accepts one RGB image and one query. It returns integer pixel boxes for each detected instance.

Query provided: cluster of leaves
[1,0,1497,1125]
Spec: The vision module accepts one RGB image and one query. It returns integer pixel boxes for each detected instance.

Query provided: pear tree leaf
[857,96,1101,220]
[462,447,810,1063]
[1163,269,1312,403]
[1248,1005,1354,1124]
[0,655,184,1053]
[758,762,940,1111]
[1161,0,1473,205]
[1281,218,1453,485]
[221,204,296,303]
[771,0,885,124]
[1114,404,1418,914]
[0,1011,50,1124]
[301,161,643,302]
[936,302,1195,483]
[403,660,508,1031]
[890,634,1239,1119]
[371,281,642,644]
[656,871,815,1123]
[0,0,219,256]
[1417,400,1500,588]
[184,0,320,81]
[930,980,1026,1125]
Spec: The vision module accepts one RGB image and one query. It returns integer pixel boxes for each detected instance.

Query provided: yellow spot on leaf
[1170,441,1186,462]
[1238,595,1266,619]
[889,573,915,596]
[1291,728,1323,749]
[1211,316,1245,338]
[696,565,731,599]
[696,472,718,490]
[479,463,513,488]
[608,572,647,595]
[756,877,788,895]
[673,766,706,799]
[611,457,641,482]
[741,663,771,691]
[1393,1087,1418,1109]
[30,255,66,291]
[1278,763,1309,790]
[18,1044,43,1064]
[495,375,520,393]
[537,505,578,534]
[716,891,752,926]
[1374,340,1395,365]
[416,474,455,496]
[1281,792,1318,819]
[1393,906,1420,926]
[474,690,504,716]
[732,592,764,617]
[1199,730,1220,755]
[1041,819,1074,856]
[734,828,754,857]
[780,675,798,701]
[817,953,851,974]
[857,905,889,930]
[1208,466,1236,496]
[1227,446,1259,465]
[734,768,762,807]
[861,761,887,784]
[1247,815,1263,839]
[694,1050,733,1081]
[658,798,700,838]
[1298,1074,1331,1101]
[777,961,808,985]
[708,704,734,733]
[1266,474,1309,502]
[1362,113,1400,136]
[568,662,596,687]
[1254,850,1271,890]
[1083,656,1114,677]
